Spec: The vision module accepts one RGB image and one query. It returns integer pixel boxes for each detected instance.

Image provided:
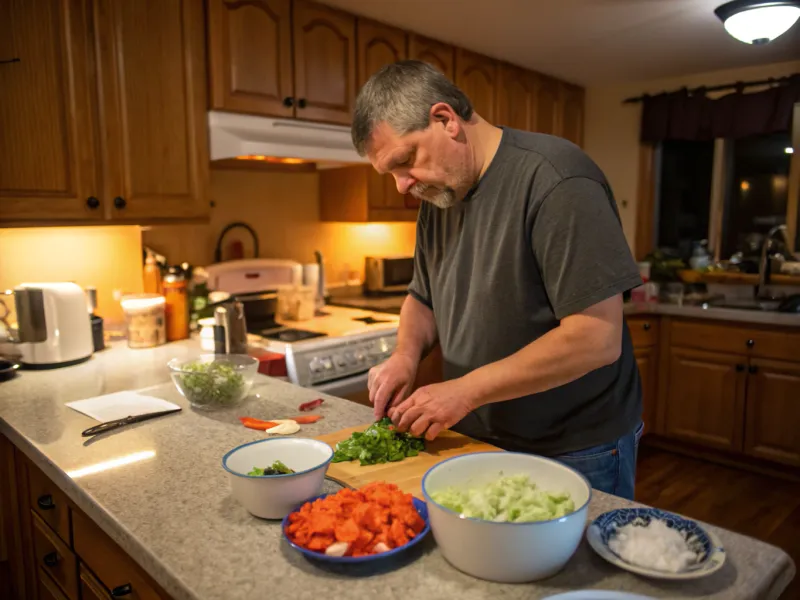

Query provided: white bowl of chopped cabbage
[223,437,333,519]
[168,354,258,410]
[422,452,591,582]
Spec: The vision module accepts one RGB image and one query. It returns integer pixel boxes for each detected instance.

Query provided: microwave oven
[364,256,414,294]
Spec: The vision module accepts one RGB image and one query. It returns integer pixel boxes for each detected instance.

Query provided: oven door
[313,372,371,407]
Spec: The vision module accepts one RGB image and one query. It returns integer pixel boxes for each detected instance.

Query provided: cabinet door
[496,64,535,131]
[207,0,293,117]
[357,19,406,89]
[454,49,497,122]
[663,347,745,451]
[94,0,209,221]
[744,359,800,467]
[634,346,658,435]
[408,34,454,80]
[533,74,559,135]
[79,565,110,600]
[559,82,584,146]
[292,0,356,125]
[37,569,69,600]
[0,0,102,223]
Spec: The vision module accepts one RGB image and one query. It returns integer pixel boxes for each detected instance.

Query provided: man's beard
[410,183,458,209]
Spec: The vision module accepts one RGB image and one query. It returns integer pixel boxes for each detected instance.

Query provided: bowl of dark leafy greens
[168,354,258,410]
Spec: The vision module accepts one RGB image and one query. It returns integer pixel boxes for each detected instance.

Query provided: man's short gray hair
[351,60,473,156]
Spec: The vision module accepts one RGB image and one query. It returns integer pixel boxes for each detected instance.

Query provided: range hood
[208,110,368,168]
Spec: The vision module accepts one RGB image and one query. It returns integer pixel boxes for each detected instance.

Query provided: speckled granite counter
[624,302,800,327]
[0,341,794,599]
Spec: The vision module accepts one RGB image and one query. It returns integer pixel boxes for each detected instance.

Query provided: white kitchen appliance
[7,283,94,368]
[204,258,303,295]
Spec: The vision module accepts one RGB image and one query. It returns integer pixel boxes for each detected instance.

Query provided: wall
[142,168,417,284]
[584,59,800,248]
[0,226,143,326]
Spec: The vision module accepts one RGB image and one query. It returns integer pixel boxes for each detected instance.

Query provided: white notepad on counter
[66,391,180,422]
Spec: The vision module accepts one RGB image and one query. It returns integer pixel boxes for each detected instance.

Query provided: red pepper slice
[299,398,324,412]
[290,415,324,424]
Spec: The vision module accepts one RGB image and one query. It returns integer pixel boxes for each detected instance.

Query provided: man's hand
[367,353,419,419]
[388,378,476,441]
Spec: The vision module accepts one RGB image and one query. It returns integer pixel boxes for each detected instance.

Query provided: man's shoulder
[501,128,606,184]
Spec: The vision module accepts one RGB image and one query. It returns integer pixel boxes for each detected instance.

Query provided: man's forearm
[461,296,623,408]
[395,295,438,362]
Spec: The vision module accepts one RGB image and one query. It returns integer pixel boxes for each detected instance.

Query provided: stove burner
[352,316,392,325]
[260,328,327,343]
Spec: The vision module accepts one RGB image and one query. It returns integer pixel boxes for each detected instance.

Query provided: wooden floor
[636,445,800,599]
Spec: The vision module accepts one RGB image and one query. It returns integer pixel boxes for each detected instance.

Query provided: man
[352,60,644,499]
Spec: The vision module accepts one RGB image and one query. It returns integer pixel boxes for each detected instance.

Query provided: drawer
[80,564,111,600]
[28,462,71,545]
[38,568,70,600]
[670,319,800,360]
[32,512,78,600]
[627,316,659,348]
[73,510,167,600]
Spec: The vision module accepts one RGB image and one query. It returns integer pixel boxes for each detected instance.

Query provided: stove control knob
[309,358,322,374]
[344,352,356,365]
[355,352,365,363]
[334,355,347,368]
[321,357,333,371]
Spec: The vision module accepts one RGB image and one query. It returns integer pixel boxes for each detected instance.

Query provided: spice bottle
[163,267,189,341]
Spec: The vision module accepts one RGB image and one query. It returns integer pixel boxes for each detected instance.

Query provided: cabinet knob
[735,364,745,372]
[37,494,55,510]
[86,196,100,210]
[282,96,294,107]
[113,196,126,209]
[746,339,755,348]
[111,583,133,597]
[749,365,759,374]
[43,551,59,567]
[297,98,307,109]
[643,322,651,331]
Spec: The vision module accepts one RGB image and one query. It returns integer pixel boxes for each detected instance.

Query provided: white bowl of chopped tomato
[282,482,430,562]
[422,452,591,582]
[222,437,333,519]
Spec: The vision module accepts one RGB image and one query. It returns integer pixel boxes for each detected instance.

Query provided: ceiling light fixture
[715,0,800,44]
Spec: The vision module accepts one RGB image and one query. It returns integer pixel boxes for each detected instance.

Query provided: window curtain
[640,74,800,142]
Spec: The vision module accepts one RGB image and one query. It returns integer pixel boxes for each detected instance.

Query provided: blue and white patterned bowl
[586,508,726,580]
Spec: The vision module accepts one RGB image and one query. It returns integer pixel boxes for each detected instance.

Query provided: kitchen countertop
[0,341,795,599]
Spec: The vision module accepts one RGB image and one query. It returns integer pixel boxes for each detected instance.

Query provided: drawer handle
[746,339,755,348]
[643,322,651,331]
[37,494,55,510]
[749,365,759,374]
[111,583,133,597]
[297,98,307,109]
[735,364,745,372]
[43,551,59,568]
[282,96,294,107]
[113,196,127,210]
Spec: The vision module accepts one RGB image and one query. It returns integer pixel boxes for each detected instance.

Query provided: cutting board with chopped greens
[316,424,501,499]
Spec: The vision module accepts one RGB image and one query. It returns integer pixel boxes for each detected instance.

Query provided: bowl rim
[222,437,333,479]
[281,493,430,563]
[168,353,259,373]
[421,450,592,526]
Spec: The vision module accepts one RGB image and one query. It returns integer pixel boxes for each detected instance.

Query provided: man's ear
[429,102,461,139]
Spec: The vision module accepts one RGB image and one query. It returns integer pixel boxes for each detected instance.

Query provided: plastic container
[277,285,316,321]
[120,294,166,349]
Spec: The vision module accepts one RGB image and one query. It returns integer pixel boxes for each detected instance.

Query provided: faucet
[756,224,793,299]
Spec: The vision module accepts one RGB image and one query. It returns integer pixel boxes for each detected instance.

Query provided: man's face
[367,113,474,209]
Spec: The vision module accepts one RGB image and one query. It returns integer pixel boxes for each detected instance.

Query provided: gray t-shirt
[408,128,643,456]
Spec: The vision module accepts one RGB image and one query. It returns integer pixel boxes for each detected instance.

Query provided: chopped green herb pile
[431,474,575,522]
[175,360,245,407]
[332,417,425,466]
[248,460,295,476]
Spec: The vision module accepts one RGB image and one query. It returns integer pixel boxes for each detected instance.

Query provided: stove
[251,306,399,396]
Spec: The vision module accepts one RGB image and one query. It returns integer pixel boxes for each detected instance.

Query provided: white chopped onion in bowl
[608,519,700,573]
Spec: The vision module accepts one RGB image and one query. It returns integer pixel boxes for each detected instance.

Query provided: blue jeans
[553,421,644,500]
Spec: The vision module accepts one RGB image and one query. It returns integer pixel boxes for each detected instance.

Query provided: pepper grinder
[213,301,248,355]
[85,286,105,352]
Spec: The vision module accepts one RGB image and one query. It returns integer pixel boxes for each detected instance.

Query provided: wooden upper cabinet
[94,0,209,221]
[319,166,417,223]
[454,49,497,122]
[408,34,454,80]
[292,0,356,125]
[559,81,584,146]
[207,0,294,118]
[495,64,535,131]
[533,74,559,135]
[0,0,102,224]
[357,19,407,89]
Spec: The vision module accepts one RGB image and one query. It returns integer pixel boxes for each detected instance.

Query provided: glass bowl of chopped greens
[168,354,258,410]
[421,452,591,583]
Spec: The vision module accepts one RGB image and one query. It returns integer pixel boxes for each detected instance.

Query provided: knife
[81,408,182,437]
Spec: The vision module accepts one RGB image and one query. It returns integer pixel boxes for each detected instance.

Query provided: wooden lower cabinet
[663,347,746,452]
[37,569,69,600]
[744,358,800,467]
[79,565,111,600]
[634,346,658,435]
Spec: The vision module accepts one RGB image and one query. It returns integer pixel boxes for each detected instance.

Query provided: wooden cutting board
[316,424,502,498]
